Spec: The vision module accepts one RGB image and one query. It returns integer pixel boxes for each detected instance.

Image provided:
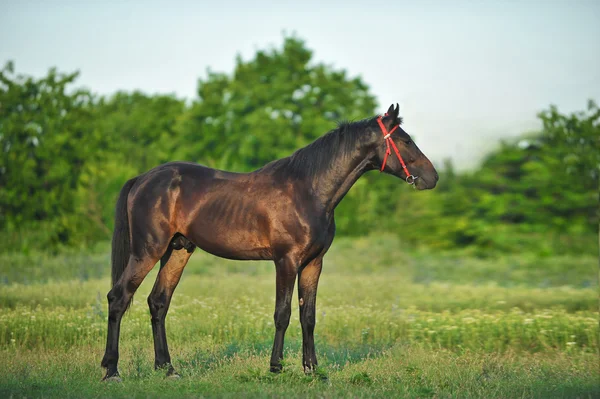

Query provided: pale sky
[1,0,599,169]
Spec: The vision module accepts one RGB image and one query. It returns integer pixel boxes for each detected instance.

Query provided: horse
[100,103,438,380]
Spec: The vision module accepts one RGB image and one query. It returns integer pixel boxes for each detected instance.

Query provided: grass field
[1,236,598,398]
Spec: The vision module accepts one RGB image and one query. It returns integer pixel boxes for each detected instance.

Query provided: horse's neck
[314,146,374,214]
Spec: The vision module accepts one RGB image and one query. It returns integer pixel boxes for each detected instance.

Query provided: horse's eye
[406,140,412,145]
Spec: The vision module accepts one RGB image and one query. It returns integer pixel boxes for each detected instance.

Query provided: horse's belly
[184,207,273,261]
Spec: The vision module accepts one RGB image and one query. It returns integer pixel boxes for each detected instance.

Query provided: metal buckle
[406,175,417,185]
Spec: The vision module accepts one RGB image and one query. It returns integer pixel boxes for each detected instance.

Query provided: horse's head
[373,104,438,190]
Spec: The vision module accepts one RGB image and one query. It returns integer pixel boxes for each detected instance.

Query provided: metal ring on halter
[406,175,416,184]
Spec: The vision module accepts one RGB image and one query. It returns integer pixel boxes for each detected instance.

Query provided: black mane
[267,116,380,180]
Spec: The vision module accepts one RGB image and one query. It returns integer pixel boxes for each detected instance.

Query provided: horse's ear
[386,103,400,124]
[387,104,395,116]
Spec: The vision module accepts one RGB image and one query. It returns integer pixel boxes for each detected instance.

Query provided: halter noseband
[376,114,416,184]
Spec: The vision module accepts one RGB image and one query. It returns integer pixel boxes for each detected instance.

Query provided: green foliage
[0,61,95,247]
[538,100,599,191]
[173,36,377,172]
[0,62,187,251]
[91,91,186,172]
[74,91,186,239]
[392,103,599,256]
[0,36,598,255]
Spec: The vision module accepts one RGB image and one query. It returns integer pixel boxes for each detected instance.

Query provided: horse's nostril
[435,173,439,181]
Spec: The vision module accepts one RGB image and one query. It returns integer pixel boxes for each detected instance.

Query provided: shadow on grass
[176,339,392,376]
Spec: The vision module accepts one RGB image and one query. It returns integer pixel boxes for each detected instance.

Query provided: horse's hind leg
[148,239,195,377]
[101,254,160,380]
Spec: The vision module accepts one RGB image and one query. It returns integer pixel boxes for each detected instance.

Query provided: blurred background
[0,0,598,258]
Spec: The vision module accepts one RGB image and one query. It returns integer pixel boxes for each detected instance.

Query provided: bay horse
[100,104,438,380]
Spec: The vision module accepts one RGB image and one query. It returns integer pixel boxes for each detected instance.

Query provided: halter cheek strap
[377,114,415,184]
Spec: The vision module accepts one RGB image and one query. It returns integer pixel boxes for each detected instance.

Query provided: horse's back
[125,161,278,260]
[125,160,328,263]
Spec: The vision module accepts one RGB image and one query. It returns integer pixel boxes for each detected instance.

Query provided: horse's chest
[272,211,334,263]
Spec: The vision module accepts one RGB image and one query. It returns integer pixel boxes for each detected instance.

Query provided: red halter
[376,114,415,184]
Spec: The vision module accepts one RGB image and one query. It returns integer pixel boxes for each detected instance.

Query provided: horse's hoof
[304,365,328,382]
[102,375,122,383]
[167,372,181,380]
[270,365,282,374]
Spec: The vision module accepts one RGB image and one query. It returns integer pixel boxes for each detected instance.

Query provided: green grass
[2,235,597,288]
[0,236,598,398]
[1,274,597,352]
[1,346,597,398]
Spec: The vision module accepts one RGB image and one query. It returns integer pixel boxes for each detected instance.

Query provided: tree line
[1,37,598,256]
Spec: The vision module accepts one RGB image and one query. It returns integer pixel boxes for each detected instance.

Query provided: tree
[173,36,377,172]
[91,91,186,172]
[0,61,95,246]
[392,101,599,256]
[0,64,187,250]
[537,100,599,199]
[76,91,186,238]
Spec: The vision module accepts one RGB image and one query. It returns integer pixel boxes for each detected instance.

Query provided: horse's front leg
[297,256,323,373]
[269,256,298,373]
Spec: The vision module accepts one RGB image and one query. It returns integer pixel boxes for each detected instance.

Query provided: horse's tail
[111,177,138,291]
